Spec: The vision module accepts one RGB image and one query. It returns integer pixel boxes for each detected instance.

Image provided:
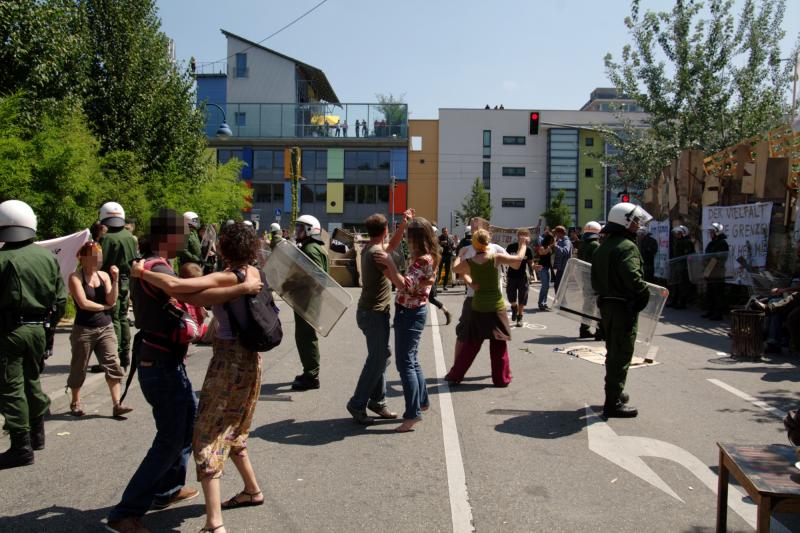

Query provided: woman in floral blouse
[375,209,439,432]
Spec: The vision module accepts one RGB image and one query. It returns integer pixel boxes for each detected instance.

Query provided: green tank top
[468,255,505,312]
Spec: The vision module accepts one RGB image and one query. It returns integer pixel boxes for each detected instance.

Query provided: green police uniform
[591,227,649,414]
[269,232,284,250]
[578,236,601,338]
[294,240,328,380]
[101,227,137,367]
[0,241,66,435]
[178,228,202,265]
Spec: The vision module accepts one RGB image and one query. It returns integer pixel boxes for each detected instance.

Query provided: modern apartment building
[196,30,408,232]
[435,107,647,236]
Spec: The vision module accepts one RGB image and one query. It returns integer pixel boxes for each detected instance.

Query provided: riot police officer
[702,222,729,321]
[291,214,329,391]
[269,222,284,249]
[578,221,603,340]
[98,202,138,369]
[591,203,651,419]
[0,200,66,469]
[178,211,203,266]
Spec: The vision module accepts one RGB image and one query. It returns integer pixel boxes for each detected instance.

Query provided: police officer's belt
[18,314,47,324]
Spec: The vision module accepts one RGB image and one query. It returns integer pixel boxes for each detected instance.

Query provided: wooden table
[717,443,800,532]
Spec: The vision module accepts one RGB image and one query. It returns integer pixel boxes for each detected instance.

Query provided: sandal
[221,490,264,510]
[69,402,84,417]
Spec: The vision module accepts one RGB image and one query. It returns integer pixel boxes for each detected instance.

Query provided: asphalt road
[2,285,799,532]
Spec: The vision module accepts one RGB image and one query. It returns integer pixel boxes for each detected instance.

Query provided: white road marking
[586,405,795,532]
[707,378,788,419]
[430,308,474,533]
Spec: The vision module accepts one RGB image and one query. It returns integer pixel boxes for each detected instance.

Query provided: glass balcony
[200,102,408,140]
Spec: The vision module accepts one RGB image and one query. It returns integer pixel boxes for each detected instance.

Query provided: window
[584,168,594,178]
[254,150,273,170]
[584,199,593,209]
[357,151,378,170]
[314,185,326,204]
[234,112,246,127]
[585,137,594,147]
[315,151,327,170]
[358,185,377,204]
[344,151,358,170]
[502,167,525,176]
[483,130,491,159]
[254,185,270,203]
[503,136,526,145]
[302,150,316,172]
[344,184,356,202]
[411,136,422,151]
[272,183,284,202]
[235,53,248,78]
[377,185,390,203]
[502,198,525,208]
[301,184,314,204]
[482,162,491,190]
[217,149,243,165]
[377,151,390,170]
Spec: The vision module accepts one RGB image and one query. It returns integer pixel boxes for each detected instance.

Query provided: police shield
[264,240,353,337]
[553,258,669,359]
[685,251,730,284]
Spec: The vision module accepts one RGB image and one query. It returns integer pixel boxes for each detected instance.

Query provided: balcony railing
[199,102,409,140]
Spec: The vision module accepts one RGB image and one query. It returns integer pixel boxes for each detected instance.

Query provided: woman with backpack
[131,222,267,533]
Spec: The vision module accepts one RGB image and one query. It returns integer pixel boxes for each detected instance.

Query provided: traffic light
[618,191,630,203]
[529,111,540,135]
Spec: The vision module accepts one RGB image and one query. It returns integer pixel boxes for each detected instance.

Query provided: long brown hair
[406,217,440,268]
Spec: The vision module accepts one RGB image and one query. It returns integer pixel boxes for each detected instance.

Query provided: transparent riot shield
[685,252,730,284]
[553,258,669,359]
[263,240,353,337]
[200,224,217,261]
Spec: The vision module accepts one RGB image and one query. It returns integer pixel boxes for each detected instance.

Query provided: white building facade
[437,108,646,235]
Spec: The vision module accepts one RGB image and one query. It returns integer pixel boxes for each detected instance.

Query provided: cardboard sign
[650,219,671,280]
[702,202,772,276]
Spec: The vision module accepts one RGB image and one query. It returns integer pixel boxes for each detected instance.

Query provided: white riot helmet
[671,225,689,236]
[583,221,602,234]
[607,202,652,231]
[270,222,281,233]
[707,222,724,234]
[183,211,200,229]
[0,200,37,242]
[99,201,125,228]
[295,214,322,241]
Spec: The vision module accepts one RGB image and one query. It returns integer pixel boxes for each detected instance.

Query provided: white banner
[650,219,671,279]
[36,229,91,286]
[702,202,772,276]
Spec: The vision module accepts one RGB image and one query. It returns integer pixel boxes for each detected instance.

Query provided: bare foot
[394,419,421,433]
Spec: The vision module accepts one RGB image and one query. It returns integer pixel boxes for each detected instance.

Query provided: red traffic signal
[619,191,630,203]
[529,111,540,135]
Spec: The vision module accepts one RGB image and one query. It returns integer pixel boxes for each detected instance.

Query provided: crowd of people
[0,194,739,532]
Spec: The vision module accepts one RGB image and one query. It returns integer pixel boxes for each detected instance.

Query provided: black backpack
[225,270,283,352]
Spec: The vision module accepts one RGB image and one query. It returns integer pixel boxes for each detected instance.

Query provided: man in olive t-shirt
[346,214,402,424]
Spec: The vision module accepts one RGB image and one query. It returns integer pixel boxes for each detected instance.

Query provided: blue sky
[157,0,800,119]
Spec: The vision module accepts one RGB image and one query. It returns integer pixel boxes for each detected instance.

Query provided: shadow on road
[251,417,397,445]
[1,503,204,532]
[492,407,594,439]
[523,335,580,345]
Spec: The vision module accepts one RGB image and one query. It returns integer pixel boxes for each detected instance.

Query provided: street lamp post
[202,102,233,138]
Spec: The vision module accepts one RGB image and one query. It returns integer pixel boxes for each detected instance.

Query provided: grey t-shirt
[358,244,392,311]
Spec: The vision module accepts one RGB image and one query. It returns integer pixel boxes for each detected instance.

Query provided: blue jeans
[108,355,197,520]
[538,268,551,306]
[349,308,391,411]
[393,304,429,420]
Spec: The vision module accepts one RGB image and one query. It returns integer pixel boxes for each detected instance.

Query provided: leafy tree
[603,0,798,186]
[597,121,679,190]
[375,92,408,127]
[541,190,573,229]
[455,177,491,223]
[83,0,206,178]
